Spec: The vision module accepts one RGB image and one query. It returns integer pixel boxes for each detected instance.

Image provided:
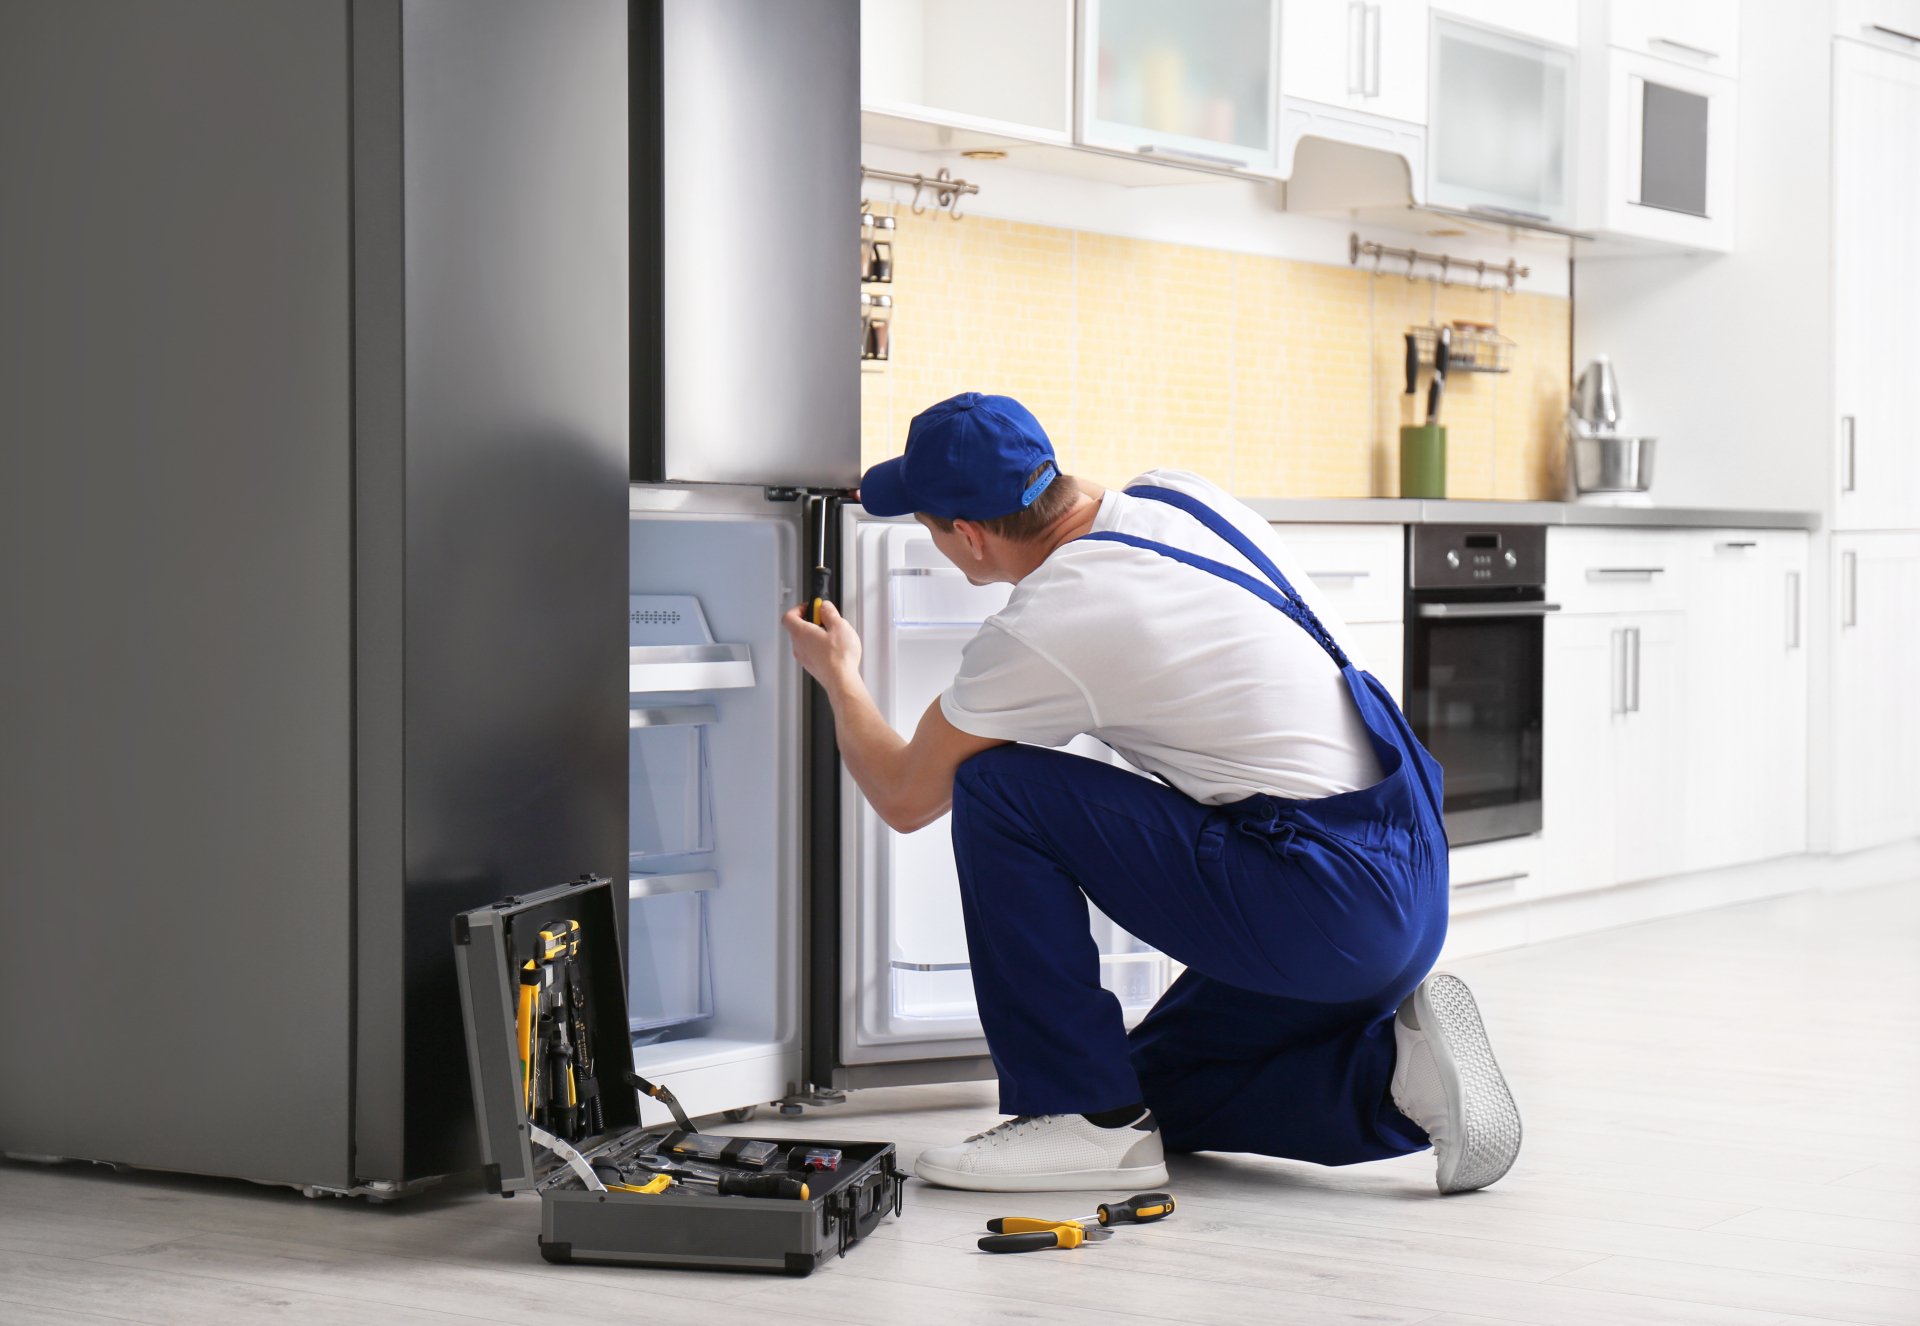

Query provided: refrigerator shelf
[889,566,1009,627]
[628,870,718,898]
[628,643,754,693]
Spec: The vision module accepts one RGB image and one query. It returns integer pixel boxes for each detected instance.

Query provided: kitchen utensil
[1569,434,1657,494]
[1427,325,1451,425]
[1571,355,1622,434]
[1404,332,1419,396]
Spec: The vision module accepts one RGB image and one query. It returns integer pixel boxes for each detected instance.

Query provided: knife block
[1400,424,1447,499]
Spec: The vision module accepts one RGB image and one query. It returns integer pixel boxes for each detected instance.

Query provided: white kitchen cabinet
[1604,0,1740,79]
[1578,46,1738,252]
[860,0,1076,141]
[1830,533,1920,853]
[1079,0,1281,169]
[1540,609,1689,895]
[1682,533,1810,873]
[1427,16,1576,227]
[1835,0,1920,50]
[1279,0,1430,122]
[1832,37,1920,531]
[1429,0,1576,47]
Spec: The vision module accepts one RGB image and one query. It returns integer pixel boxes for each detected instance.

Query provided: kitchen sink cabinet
[1682,532,1810,873]
[1831,37,1920,531]
[1829,533,1920,853]
[1541,610,1688,897]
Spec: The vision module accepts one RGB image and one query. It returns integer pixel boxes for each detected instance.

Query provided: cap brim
[858,456,917,518]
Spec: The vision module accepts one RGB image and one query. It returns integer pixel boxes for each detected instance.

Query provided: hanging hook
[1505,260,1519,295]
[909,176,928,215]
[1406,251,1418,282]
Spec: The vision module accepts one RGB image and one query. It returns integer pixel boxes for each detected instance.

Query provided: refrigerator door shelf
[890,567,1012,627]
[628,644,754,693]
[627,888,714,1036]
[628,870,718,898]
[889,951,1177,1022]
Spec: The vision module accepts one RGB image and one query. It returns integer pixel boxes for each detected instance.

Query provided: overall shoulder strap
[1124,484,1305,604]
[1077,530,1351,670]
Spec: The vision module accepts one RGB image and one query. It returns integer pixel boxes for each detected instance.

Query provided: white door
[1612,611,1688,885]
[1832,38,1920,530]
[1427,18,1575,226]
[1367,0,1430,123]
[1594,47,1738,251]
[1429,0,1576,46]
[1080,0,1281,168]
[832,511,1179,1084]
[1607,0,1740,76]
[1831,533,1920,852]
[1281,0,1427,122]
[1682,533,1810,873]
[1540,612,1621,897]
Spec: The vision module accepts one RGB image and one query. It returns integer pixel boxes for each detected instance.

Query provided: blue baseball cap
[860,392,1059,521]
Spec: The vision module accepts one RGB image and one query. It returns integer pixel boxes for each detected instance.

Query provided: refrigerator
[621,0,1181,1125]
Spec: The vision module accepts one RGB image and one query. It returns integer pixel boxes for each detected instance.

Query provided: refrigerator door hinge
[763,486,804,502]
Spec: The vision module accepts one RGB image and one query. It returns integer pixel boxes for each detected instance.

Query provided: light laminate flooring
[3,879,1918,1325]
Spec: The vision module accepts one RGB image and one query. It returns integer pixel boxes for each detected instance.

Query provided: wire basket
[1411,321,1514,374]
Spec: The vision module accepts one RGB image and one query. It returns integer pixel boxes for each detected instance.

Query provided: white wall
[1571,0,1833,512]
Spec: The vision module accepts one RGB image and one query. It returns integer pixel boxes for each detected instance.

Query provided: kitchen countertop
[1241,498,1820,530]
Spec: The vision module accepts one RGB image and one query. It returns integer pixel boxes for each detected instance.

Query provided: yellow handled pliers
[977,1218,1114,1253]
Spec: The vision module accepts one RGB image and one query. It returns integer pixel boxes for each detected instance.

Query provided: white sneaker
[913,1112,1170,1192]
[1391,972,1522,1194]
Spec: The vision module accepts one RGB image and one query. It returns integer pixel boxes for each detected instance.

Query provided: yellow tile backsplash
[861,205,1571,500]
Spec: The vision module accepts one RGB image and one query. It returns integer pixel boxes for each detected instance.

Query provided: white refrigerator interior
[839,517,1178,1070]
[625,492,803,1122]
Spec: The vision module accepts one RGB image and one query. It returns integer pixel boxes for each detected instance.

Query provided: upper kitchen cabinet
[1078,0,1281,170]
[1832,36,1920,530]
[1835,0,1920,50]
[1604,0,1740,78]
[1430,0,1576,47]
[1576,44,1738,251]
[1277,0,1429,178]
[861,0,1075,144]
[641,0,860,487]
[1426,16,1576,227]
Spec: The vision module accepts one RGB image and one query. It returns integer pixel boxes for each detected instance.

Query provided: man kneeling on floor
[781,392,1522,1195]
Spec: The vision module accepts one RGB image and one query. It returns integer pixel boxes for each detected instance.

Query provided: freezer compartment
[841,518,1180,1068]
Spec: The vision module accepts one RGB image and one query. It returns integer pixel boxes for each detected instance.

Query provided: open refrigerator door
[826,509,1180,1085]
[623,485,807,1124]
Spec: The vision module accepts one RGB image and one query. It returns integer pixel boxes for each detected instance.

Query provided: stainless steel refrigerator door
[625,484,807,1122]
[824,508,1179,1089]
[636,0,860,487]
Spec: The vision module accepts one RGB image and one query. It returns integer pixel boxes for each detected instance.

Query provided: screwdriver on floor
[979,1192,1176,1253]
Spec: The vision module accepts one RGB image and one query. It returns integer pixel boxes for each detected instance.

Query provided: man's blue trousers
[951,743,1447,1166]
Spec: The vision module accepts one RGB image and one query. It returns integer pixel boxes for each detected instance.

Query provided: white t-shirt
[940,470,1384,805]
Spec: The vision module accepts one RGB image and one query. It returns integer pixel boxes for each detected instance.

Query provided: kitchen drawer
[1273,523,1405,623]
[1546,527,1689,614]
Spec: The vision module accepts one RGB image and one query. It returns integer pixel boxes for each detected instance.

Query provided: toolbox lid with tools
[452,875,905,1274]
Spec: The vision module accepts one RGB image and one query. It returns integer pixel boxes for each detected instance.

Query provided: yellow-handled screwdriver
[985,1191,1177,1236]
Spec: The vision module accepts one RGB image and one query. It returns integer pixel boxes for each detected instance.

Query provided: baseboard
[1440,839,1920,961]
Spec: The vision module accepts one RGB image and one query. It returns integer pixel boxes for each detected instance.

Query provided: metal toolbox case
[452,875,903,1275]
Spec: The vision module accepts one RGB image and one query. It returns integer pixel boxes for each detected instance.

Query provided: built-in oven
[1403,526,1558,846]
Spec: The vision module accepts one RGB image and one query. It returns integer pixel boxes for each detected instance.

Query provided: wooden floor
[4,879,1918,1326]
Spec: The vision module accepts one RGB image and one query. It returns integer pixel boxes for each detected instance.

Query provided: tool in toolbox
[454,875,908,1274]
[978,1192,1177,1254]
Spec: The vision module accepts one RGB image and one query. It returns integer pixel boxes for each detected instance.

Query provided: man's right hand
[782,598,862,692]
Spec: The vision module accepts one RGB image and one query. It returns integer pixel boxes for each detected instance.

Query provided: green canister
[1399,424,1447,499]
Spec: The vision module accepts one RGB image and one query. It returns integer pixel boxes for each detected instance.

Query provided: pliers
[977,1192,1176,1253]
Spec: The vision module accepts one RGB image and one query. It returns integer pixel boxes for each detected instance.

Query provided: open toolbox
[453,875,905,1274]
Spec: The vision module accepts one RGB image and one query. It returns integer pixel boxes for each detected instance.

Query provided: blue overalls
[950,485,1450,1166]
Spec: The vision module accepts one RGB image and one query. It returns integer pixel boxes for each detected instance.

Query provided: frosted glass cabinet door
[1428,19,1573,225]
[1080,0,1280,168]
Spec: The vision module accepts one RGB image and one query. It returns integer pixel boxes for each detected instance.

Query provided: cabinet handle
[1134,143,1251,170]
[1587,567,1665,580]
[1785,570,1801,650]
[1842,550,1858,629]
[1610,628,1626,716]
[1626,626,1642,714]
[1308,569,1371,582]
[1351,0,1367,94]
[1841,415,1856,493]
[1453,871,1527,892]
[1365,4,1383,98]
[1649,35,1720,61]
[1867,22,1920,45]
[1715,540,1757,551]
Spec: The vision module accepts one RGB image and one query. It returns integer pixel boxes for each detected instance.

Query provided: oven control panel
[1408,526,1546,590]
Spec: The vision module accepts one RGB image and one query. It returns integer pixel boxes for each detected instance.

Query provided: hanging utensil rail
[860,165,979,219]
[1350,233,1529,293]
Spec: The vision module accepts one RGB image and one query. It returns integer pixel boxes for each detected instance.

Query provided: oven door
[1405,597,1555,845]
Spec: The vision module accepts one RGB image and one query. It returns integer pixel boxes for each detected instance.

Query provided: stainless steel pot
[1569,434,1657,493]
